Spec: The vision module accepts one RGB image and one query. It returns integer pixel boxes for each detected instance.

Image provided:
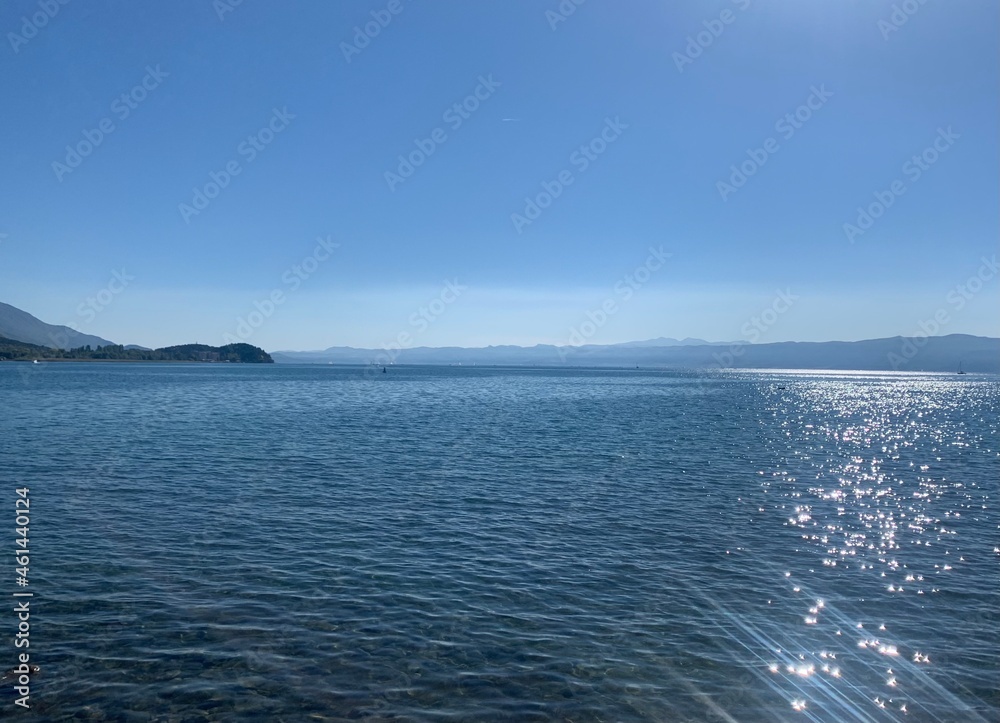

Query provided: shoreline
[0,358,263,364]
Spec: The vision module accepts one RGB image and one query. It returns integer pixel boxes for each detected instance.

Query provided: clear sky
[1,0,997,350]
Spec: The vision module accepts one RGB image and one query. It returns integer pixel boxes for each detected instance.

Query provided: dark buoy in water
[382,366,387,374]
[2,665,39,681]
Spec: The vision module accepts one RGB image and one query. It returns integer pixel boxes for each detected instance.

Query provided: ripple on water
[1,364,996,721]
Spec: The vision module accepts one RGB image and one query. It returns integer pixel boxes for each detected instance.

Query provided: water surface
[2,364,997,721]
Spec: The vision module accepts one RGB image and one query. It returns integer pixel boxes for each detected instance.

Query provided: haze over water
[4,364,998,721]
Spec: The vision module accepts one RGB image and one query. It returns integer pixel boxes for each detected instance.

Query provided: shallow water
[2,364,997,721]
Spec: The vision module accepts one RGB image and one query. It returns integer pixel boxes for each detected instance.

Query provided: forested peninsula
[0,338,273,363]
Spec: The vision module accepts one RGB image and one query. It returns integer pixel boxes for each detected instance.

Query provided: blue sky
[1,0,997,350]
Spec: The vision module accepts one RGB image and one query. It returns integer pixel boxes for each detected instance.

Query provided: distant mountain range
[273,334,1000,373]
[0,301,115,349]
[0,303,271,362]
[2,301,996,372]
[270,337,732,365]
[603,337,729,348]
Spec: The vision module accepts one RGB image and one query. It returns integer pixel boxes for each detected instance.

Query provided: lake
[2,363,997,721]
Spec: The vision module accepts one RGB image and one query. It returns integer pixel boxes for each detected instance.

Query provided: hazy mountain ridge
[608,337,729,348]
[3,302,994,372]
[272,334,1000,373]
[0,301,115,349]
[0,303,271,361]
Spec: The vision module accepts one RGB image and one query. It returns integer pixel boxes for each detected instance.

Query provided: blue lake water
[1,363,997,721]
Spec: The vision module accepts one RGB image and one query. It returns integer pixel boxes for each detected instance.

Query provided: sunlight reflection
[690,374,996,721]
